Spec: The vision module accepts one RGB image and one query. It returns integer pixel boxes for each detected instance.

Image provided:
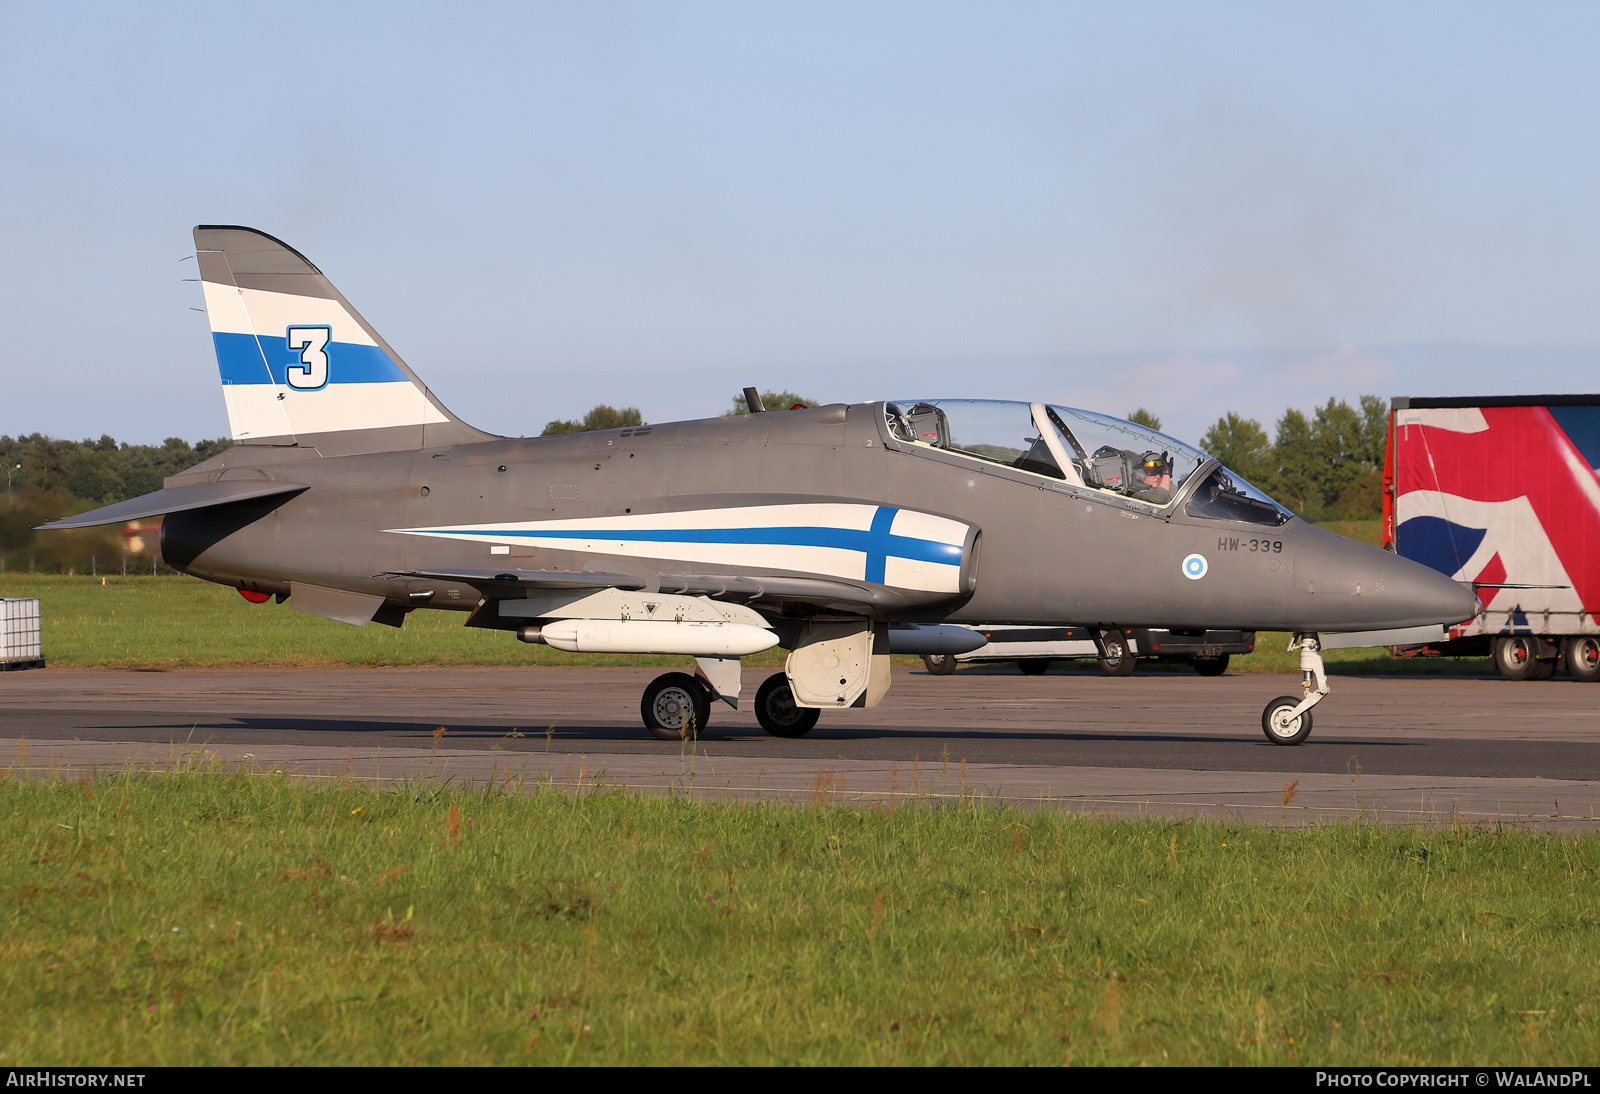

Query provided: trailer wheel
[1192,654,1230,677]
[1494,635,1550,681]
[1017,659,1051,675]
[922,653,958,676]
[1565,636,1600,682]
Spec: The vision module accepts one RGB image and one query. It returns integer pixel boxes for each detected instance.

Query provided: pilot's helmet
[1140,450,1172,479]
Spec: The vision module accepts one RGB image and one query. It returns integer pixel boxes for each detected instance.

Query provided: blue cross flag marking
[424,506,963,585]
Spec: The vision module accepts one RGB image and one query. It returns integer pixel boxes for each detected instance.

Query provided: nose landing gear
[1261,633,1328,745]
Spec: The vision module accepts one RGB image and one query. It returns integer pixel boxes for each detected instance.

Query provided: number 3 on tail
[286,326,331,390]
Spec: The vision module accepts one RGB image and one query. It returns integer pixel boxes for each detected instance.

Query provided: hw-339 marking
[1218,536,1283,553]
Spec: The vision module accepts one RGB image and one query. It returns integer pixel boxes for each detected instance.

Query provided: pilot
[1131,450,1173,504]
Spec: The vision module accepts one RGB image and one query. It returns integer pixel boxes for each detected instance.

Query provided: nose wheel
[1262,696,1314,744]
[641,672,711,741]
[1259,633,1328,745]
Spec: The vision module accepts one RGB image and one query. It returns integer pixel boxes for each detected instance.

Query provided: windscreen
[1046,406,1207,506]
[1184,466,1293,526]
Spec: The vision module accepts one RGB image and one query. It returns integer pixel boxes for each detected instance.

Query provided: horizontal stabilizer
[37,480,309,530]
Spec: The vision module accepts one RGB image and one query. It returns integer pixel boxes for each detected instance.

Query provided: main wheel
[1017,659,1051,676]
[922,653,958,676]
[1566,636,1600,682]
[1098,634,1137,677]
[1261,695,1313,745]
[1192,654,1230,677]
[1494,635,1548,681]
[754,673,820,738]
[1099,652,1137,677]
[641,673,711,741]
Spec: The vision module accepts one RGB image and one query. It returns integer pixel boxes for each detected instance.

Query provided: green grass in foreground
[2,771,1596,1065]
[1,574,1491,675]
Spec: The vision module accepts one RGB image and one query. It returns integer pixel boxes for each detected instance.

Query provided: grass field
[0,574,782,671]
[1,769,1594,1066]
[0,572,1492,675]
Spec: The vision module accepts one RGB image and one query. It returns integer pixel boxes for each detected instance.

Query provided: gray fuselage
[161,401,1475,635]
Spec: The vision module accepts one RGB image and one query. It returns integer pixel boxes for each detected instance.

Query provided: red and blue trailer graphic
[1385,394,1600,680]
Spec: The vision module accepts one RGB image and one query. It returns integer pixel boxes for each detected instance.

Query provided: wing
[383,566,918,613]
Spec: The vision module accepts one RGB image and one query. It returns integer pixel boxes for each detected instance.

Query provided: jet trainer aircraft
[44,227,1477,745]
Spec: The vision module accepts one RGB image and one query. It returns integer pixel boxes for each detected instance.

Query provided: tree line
[1196,395,1387,521]
[0,433,234,575]
[0,435,236,575]
[0,392,1384,573]
[1131,397,1386,520]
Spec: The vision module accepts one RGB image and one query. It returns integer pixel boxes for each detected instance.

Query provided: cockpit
[883,399,1291,527]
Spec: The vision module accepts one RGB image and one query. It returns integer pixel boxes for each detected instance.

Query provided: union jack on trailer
[1386,394,1600,681]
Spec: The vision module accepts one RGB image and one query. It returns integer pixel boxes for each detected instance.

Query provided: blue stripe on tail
[212,332,407,386]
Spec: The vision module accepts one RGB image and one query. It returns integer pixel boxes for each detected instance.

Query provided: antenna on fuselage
[743,387,766,414]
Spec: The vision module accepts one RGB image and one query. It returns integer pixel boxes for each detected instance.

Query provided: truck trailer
[1386,394,1600,681]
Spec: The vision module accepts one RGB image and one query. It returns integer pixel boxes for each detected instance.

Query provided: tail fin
[193,226,492,454]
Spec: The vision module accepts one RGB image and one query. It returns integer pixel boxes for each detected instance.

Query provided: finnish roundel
[1181,553,1208,581]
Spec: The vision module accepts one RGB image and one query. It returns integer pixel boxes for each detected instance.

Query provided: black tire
[1261,695,1313,745]
[922,653,958,676]
[1097,633,1137,677]
[640,672,711,741]
[1099,653,1136,677]
[1192,655,1230,677]
[754,673,820,738]
[1017,659,1051,676]
[1494,635,1548,681]
[1566,636,1600,682]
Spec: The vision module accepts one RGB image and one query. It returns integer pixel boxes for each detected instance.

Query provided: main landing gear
[754,673,819,738]
[639,671,820,740]
[1261,633,1328,746]
[640,672,712,741]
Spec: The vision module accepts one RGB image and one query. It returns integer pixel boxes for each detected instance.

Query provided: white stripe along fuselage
[389,503,972,594]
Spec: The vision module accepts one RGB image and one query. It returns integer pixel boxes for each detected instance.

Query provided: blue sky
[4,2,1600,446]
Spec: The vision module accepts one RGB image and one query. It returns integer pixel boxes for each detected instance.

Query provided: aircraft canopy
[883,399,1291,525]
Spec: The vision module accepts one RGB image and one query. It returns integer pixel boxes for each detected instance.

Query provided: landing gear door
[786,620,891,709]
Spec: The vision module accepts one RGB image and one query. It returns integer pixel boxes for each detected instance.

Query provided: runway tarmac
[2,663,1597,828]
